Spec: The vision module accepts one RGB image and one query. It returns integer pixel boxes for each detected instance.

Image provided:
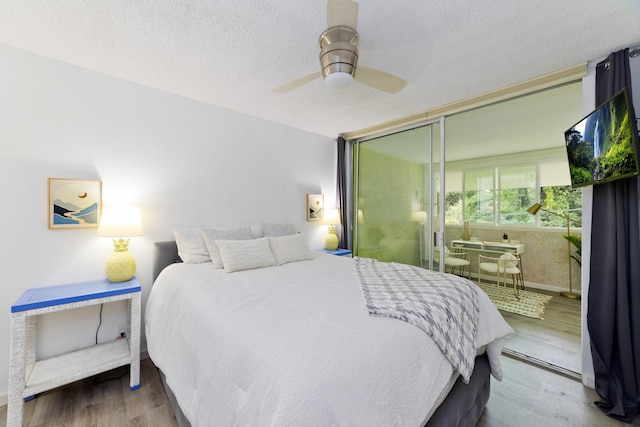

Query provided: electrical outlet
[118,324,127,339]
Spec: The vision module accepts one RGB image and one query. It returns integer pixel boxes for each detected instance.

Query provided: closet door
[354,119,444,271]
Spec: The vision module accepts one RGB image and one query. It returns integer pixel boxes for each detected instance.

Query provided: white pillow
[172,228,209,264]
[202,226,253,269]
[261,222,297,237]
[269,234,314,265]
[250,224,264,239]
[216,237,277,273]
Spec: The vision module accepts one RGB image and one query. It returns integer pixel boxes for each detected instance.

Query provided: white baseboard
[523,281,579,295]
[0,347,150,409]
[583,374,595,388]
[470,272,580,295]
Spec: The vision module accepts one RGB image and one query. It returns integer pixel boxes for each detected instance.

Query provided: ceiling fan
[274,0,407,95]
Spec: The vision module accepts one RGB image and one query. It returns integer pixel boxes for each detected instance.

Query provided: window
[539,162,582,227]
[499,166,536,225]
[444,171,463,224]
[444,161,582,228]
[464,169,494,224]
[540,186,582,227]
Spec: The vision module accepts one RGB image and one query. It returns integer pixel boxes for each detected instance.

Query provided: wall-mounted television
[564,87,639,188]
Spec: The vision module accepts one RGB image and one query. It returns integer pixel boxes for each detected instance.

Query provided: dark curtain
[336,136,352,249]
[588,48,640,422]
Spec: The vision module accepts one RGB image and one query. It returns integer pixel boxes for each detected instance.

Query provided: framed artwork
[307,193,324,221]
[48,178,102,229]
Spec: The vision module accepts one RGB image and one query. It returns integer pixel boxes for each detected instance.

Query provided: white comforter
[145,254,514,427]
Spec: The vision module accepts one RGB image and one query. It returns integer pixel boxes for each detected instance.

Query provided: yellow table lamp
[98,206,143,282]
[324,208,341,250]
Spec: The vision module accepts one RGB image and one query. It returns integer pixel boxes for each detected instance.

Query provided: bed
[146,230,514,427]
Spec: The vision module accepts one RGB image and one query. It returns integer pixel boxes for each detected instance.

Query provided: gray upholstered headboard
[153,241,182,283]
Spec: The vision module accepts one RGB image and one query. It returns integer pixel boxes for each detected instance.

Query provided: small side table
[317,248,353,257]
[7,278,141,427]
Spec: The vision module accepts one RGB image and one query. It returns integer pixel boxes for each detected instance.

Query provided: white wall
[0,43,336,403]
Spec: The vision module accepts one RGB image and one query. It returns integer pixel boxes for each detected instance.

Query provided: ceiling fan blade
[355,66,407,94]
[273,71,322,94]
[327,0,359,29]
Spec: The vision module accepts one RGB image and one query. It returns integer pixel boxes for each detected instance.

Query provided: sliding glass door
[354,119,444,271]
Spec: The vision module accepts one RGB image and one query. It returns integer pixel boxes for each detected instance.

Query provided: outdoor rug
[477,282,552,319]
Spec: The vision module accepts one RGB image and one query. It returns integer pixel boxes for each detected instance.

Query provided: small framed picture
[307,193,324,221]
[48,178,102,229]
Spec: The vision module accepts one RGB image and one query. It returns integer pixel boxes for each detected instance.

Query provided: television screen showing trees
[564,88,639,187]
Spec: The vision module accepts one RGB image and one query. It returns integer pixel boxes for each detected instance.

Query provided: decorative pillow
[202,226,253,269]
[269,234,314,265]
[250,224,264,239]
[172,228,210,264]
[500,253,518,269]
[216,237,277,273]
[261,222,297,237]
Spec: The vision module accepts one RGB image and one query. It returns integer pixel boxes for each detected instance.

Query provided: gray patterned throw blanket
[353,257,479,382]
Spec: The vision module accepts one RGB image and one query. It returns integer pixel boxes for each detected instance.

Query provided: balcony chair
[478,253,521,300]
[443,247,471,280]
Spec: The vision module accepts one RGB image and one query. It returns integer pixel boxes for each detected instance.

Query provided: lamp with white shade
[411,210,427,224]
[97,206,143,282]
[412,211,427,268]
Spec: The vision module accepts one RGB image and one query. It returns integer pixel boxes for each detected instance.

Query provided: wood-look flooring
[0,359,178,427]
[1,355,638,426]
[499,287,582,374]
[478,355,640,427]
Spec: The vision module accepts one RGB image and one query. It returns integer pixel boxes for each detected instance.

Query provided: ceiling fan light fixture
[319,26,358,90]
[324,71,354,89]
[273,3,407,95]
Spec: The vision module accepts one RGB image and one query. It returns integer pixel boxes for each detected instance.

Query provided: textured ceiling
[365,81,584,163]
[1,0,640,142]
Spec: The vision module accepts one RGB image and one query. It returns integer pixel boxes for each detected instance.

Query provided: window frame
[445,162,582,230]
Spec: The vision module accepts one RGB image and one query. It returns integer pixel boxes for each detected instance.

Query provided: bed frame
[151,241,491,427]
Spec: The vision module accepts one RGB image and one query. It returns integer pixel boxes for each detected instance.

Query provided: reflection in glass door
[354,119,444,271]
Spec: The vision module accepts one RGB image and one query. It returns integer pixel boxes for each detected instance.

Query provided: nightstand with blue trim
[317,248,353,257]
[7,278,141,427]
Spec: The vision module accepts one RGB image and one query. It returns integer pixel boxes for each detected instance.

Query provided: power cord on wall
[92,303,129,385]
[95,303,103,345]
